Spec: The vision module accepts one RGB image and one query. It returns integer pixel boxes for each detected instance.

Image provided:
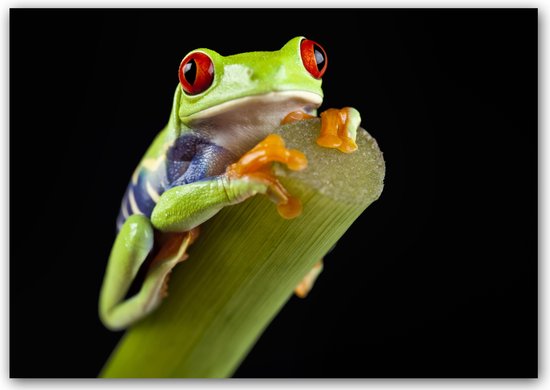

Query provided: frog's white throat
[187,91,323,157]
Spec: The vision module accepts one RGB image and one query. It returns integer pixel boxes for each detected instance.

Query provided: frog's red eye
[300,39,327,79]
[179,52,214,95]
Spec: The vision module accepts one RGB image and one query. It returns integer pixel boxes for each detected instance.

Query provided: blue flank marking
[116,133,234,231]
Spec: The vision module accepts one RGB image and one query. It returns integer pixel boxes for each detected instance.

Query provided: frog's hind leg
[99,215,196,330]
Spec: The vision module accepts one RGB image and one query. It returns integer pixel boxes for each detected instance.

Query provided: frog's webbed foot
[294,260,324,298]
[151,227,199,299]
[282,107,361,154]
[226,134,307,219]
[318,108,360,153]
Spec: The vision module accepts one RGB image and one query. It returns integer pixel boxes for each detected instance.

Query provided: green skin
[99,37,361,331]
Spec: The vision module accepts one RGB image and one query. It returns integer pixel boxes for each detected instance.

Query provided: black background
[10,9,538,378]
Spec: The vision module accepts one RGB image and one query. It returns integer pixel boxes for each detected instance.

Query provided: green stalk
[100,119,385,378]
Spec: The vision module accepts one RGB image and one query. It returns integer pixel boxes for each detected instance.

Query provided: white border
[1,2,544,389]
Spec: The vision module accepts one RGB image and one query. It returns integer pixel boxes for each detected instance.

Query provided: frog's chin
[186,90,323,156]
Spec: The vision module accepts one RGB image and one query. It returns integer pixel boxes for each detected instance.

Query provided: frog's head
[173,37,327,155]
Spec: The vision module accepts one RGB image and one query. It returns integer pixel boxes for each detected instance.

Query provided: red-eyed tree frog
[99,37,362,330]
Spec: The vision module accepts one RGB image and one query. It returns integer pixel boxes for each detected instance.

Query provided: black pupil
[184,59,197,85]
[313,44,325,70]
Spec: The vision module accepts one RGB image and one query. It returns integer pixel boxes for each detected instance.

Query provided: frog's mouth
[187,91,323,156]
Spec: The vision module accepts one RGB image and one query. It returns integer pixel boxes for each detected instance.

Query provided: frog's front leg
[99,215,195,330]
[151,134,307,232]
[150,175,269,232]
[282,107,361,153]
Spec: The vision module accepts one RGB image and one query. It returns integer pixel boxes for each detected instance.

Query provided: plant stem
[100,119,385,378]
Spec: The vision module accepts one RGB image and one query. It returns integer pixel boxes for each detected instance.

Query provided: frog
[98,36,362,330]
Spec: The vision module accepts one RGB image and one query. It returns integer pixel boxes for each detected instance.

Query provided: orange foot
[282,108,359,154]
[150,227,199,298]
[227,134,307,219]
